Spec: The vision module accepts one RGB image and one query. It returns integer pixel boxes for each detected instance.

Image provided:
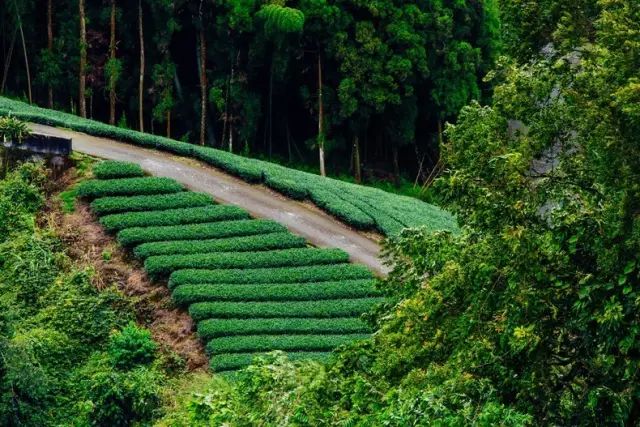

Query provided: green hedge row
[168,264,373,289]
[205,334,370,355]
[100,205,249,232]
[77,177,184,199]
[197,317,370,340]
[92,160,145,179]
[145,248,349,277]
[0,97,458,237]
[117,219,285,246]
[210,351,330,372]
[172,280,379,305]
[90,192,215,216]
[189,298,383,321]
[133,232,306,259]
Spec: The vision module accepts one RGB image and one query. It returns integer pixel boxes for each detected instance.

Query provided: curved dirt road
[31,124,389,275]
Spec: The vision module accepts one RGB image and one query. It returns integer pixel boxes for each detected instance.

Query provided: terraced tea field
[77,161,382,372]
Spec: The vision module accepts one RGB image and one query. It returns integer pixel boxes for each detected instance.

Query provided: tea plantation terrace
[77,160,383,371]
[0,96,458,237]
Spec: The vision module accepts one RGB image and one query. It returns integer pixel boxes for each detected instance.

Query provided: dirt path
[31,124,389,275]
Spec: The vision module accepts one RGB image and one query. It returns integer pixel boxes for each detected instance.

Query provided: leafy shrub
[173,279,379,305]
[107,322,157,369]
[198,317,370,340]
[90,191,214,215]
[168,264,373,289]
[93,160,145,179]
[189,298,383,321]
[76,356,163,426]
[0,114,30,142]
[145,248,349,277]
[210,351,330,372]
[117,219,286,246]
[100,205,249,232]
[205,334,370,355]
[133,232,306,258]
[0,165,45,241]
[77,177,184,198]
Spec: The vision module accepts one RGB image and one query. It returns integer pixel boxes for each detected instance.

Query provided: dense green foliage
[167,0,640,424]
[145,248,350,278]
[0,99,459,236]
[0,164,166,426]
[92,160,145,179]
[133,232,306,259]
[91,191,215,215]
[100,205,249,232]
[0,0,498,186]
[77,176,184,198]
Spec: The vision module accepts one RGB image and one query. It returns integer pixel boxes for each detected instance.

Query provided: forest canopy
[0,0,499,183]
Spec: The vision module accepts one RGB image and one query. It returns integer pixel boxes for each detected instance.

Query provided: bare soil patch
[43,166,208,371]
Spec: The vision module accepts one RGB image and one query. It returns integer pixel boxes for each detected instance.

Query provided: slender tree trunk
[222,50,230,148]
[317,53,326,177]
[268,63,273,157]
[437,119,443,146]
[198,0,206,145]
[18,21,32,104]
[108,0,117,125]
[1,29,16,94]
[392,145,400,184]
[353,135,362,183]
[78,0,86,116]
[166,110,171,137]
[138,0,145,131]
[47,0,53,108]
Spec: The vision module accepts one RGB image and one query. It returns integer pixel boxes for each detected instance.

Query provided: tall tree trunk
[138,0,145,132]
[353,135,362,183]
[1,29,16,94]
[47,0,53,108]
[268,63,273,157]
[392,145,400,184]
[78,0,86,116]
[437,119,443,146]
[108,0,117,125]
[198,0,206,146]
[166,110,171,138]
[317,53,326,177]
[18,22,32,104]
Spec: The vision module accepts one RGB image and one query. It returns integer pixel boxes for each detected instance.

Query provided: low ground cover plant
[172,279,379,305]
[205,334,370,355]
[168,264,373,289]
[91,191,214,215]
[145,248,350,277]
[189,298,384,321]
[100,205,248,232]
[77,177,184,198]
[92,160,145,179]
[117,219,286,246]
[133,233,306,258]
[197,317,370,340]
